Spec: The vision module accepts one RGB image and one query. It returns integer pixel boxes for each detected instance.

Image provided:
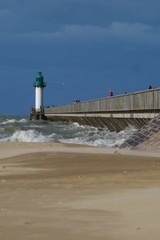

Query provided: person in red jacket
[109,90,113,97]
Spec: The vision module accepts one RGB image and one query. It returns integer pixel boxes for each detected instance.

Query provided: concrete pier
[45,88,160,132]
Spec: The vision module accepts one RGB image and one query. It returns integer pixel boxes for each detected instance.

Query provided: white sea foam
[0,118,27,125]
[0,128,4,132]
[70,122,86,129]
[18,118,28,123]
[58,125,135,148]
[0,115,137,147]
[9,130,48,142]
[1,119,17,125]
[59,136,123,148]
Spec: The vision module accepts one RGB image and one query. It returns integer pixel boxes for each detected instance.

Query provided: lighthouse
[34,72,46,112]
[30,72,46,120]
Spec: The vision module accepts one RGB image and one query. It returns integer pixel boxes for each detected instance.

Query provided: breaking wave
[0,116,137,147]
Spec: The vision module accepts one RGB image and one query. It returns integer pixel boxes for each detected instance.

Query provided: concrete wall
[44,88,160,132]
[45,88,160,114]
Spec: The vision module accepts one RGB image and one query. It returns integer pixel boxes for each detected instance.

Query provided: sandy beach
[0,142,160,240]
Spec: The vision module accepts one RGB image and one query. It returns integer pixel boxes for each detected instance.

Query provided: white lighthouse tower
[34,72,46,112]
[30,72,46,120]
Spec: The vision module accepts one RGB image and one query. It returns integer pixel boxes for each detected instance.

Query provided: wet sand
[0,142,160,240]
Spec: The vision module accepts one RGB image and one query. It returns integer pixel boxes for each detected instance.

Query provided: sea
[0,115,137,148]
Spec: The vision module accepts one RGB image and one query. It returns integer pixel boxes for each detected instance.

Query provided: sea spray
[0,115,137,147]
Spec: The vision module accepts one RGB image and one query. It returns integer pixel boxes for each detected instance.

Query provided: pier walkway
[45,88,160,132]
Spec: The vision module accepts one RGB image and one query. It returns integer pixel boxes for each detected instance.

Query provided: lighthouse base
[30,108,47,121]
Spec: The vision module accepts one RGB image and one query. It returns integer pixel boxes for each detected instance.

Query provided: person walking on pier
[109,90,113,97]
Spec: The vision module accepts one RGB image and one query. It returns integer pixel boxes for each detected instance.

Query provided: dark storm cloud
[1,22,160,47]
[0,0,160,114]
[1,0,160,30]
[0,0,160,46]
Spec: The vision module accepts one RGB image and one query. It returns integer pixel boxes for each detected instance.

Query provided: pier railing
[44,88,160,131]
[45,88,160,114]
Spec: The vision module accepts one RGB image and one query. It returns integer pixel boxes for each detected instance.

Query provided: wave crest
[10,130,48,142]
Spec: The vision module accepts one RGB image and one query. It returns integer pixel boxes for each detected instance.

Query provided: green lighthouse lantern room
[35,72,46,88]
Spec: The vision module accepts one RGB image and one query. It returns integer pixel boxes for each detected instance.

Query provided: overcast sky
[0,0,160,115]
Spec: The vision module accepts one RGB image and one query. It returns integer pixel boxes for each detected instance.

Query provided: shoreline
[0,141,160,159]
